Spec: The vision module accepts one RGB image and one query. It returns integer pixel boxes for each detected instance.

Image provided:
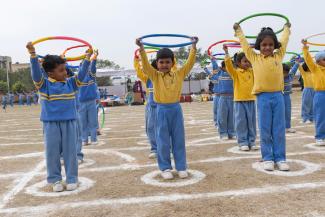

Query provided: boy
[26,42,91,192]
[136,36,198,179]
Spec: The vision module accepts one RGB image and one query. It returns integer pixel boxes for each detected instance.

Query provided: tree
[12,81,26,93]
[174,47,209,64]
[0,81,7,93]
[97,59,121,70]
[97,76,112,86]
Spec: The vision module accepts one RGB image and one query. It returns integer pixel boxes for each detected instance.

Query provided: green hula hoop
[97,104,105,129]
[238,13,290,39]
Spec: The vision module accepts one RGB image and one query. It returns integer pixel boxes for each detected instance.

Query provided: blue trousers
[80,100,97,143]
[26,97,31,106]
[301,88,314,122]
[19,97,24,105]
[217,96,235,138]
[145,103,157,153]
[43,120,78,184]
[314,91,325,140]
[283,94,292,129]
[234,101,256,146]
[76,112,83,160]
[9,99,14,107]
[257,92,286,162]
[213,95,219,128]
[156,103,186,171]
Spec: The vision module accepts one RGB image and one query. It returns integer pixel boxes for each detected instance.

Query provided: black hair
[282,63,290,73]
[151,59,157,69]
[234,52,246,67]
[221,61,225,69]
[156,48,174,62]
[42,55,66,73]
[302,62,310,72]
[254,27,281,50]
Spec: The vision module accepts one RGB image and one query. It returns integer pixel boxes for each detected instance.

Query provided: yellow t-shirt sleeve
[224,55,237,79]
[298,64,306,76]
[278,25,291,58]
[139,49,158,81]
[134,58,148,83]
[179,47,197,78]
[303,47,317,73]
[172,57,178,71]
[235,27,256,62]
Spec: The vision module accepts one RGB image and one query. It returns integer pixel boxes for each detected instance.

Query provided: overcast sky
[0,0,324,69]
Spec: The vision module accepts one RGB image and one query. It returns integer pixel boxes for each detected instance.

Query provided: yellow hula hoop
[305,33,325,46]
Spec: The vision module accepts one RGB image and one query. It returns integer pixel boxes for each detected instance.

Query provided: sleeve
[74,59,91,88]
[298,64,306,77]
[303,47,318,73]
[172,57,178,71]
[224,55,237,79]
[289,62,299,79]
[134,58,148,83]
[211,58,219,71]
[203,67,211,75]
[30,57,44,90]
[89,59,97,78]
[139,49,157,81]
[278,25,291,58]
[179,47,197,78]
[235,27,257,61]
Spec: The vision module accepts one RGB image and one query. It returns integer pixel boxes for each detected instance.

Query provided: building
[12,62,30,72]
[0,56,12,72]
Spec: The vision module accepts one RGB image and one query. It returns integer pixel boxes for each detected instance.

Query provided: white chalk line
[1,181,325,215]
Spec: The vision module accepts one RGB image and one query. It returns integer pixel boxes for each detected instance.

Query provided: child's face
[48,64,67,81]
[260,36,275,56]
[156,58,174,73]
[317,58,325,67]
[239,56,251,70]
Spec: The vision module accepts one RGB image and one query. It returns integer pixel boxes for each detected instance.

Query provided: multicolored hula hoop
[134,46,160,59]
[140,34,193,48]
[305,33,325,46]
[32,36,92,61]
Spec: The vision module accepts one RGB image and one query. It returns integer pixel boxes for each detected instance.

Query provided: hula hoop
[201,53,225,67]
[207,40,239,56]
[62,44,88,60]
[134,46,160,59]
[305,33,325,46]
[224,42,255,48]
[140,34,193,48]
[97,103,105,129]
[32,36,92,61]
[238,13,289,39]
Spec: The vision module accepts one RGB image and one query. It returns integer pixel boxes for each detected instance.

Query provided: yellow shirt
[224,56,255,101]
[235,26,290,94]
[298,64,314,89]
[303,47,325,91]
[140,48,196,103]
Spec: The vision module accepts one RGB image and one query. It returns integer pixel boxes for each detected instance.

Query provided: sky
[0,0,324,69]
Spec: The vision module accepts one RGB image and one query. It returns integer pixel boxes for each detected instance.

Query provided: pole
[6,61,10,94]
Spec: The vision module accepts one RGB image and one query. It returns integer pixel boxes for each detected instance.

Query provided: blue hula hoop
[140,34,193,48]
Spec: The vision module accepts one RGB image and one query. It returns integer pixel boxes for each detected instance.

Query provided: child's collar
[48,77,67,83]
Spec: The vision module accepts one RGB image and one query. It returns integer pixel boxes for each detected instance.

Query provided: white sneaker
[82,141,90,146]
[148,152,156,159]
[91,141,98,145]
[263,161,274,171]
[251,145,259,150]
[240,145,250,151]
[178,170,189,179]
[229,136,237,140]
[78,159,84,164]
[276,161,290,171]
[286,128,296,133]
[52,181,64,192]
[220,136,228,141]
[305,120,313,124]
[161,169,173,180]
[316,139,325,146]
[60,158,64,165]
[66,183,78,191]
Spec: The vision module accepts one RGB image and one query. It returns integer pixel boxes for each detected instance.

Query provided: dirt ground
[1,90,325,217]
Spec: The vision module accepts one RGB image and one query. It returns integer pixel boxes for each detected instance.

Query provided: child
[283,62,299,133]
[299,61,314,123]
[26,42,91,192]
[78,50,98,146]
[302,40,325,146]
[26,93,32,106]
[136,36,198,180]
[9,92,14,107]
[223,45,257,151]
[203,57,220,129]
[234,22,291,171]
[134,57,158,159]
[216,60,235,140]
[1,94,7,111]
[18,92,24,105]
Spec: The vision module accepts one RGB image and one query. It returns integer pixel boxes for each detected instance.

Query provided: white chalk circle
[227,146,260,155]
[78,159,96,169]
[252,159,321,177]
[25,177,95,197]
[304,142,325,151]
[141,169,206,187]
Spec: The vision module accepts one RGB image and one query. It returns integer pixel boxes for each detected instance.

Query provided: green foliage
[0,67,34,92]
[12,81,26,93]
[174,47,208,64]
[97,76,112,86]
[97,59,121,70]
[0,80,8,93]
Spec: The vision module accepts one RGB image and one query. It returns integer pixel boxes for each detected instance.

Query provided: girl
[234,22,291,171]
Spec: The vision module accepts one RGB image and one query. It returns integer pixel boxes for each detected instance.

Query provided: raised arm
[289,61,299,79]
[134,57,148,83]
[223,44,236,79]
[26,42,44,89]
[302,40,317,73]
[136,38,157,81]
[234,24,256,61]
[89,49,98,77]
[278,24,291,58]
[179,37,198,78]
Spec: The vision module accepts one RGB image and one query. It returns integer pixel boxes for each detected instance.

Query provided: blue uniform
[283,63,299,129]
[145,79,157,153]
[78,60,98,144]
[18,94,24,105]
[30,57,90,184]
[1,95,7,110]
